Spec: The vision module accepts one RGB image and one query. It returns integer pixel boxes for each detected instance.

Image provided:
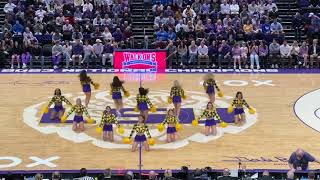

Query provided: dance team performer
[42,88,72,120]
[157,109,181,143]
[96,106,124,142]
[228,91,255,125]
[168,80,186,117]
[79,70,99,107]
[203,73,223,103]
[123,115,155,152]
[135,87,157,121]
[110,76,130,117]
[61,98,93,132]
[193,102,226,136]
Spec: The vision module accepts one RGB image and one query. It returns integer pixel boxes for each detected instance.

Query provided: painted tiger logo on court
[23,90,258,149]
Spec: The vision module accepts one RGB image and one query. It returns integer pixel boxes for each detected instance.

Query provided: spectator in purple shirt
[205,19,215,34]
[72,39,84,68]
[201,0,211,15]
[21,48,32,69]
[112,2,122,16]
[288,148,320,171]
[112,28,123,42]
[258,41,269,69]
[218,40,231,68]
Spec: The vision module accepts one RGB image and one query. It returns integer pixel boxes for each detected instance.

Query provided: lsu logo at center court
[294,89,320,132]
[23,90,258,150]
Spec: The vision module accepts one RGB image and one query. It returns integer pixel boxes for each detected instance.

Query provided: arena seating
[0,0,133,69]
[0,0,319,69]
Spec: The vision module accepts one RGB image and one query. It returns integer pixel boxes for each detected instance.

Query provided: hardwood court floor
[0,73,320,171]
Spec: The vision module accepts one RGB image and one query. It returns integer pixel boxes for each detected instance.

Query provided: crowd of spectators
[294,0,320,40]
[164,35,320,69]
[0,0,133,69]
[1,0,320,69]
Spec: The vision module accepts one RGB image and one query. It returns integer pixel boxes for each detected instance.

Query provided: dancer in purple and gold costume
[135,87,156,121]
[62,98,92,132]
[43,88,72,120]
[97,106,123,142]
[79,70,99,107]
[124,115,154,152]
[195,102,223,136]
[110,76,129,117]
[228,91,255,125]
[168,80,186,117]
[158,109,180,143]
[203,73,223,103]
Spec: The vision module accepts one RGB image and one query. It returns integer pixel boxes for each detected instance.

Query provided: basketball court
[1,70,320,171]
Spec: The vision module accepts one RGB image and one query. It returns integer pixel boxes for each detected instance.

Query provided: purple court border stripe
[0,169,317,174]
[293,88,320,133]
[2,68,320,74]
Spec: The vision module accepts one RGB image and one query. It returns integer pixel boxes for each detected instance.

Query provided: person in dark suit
[308,39,320,68]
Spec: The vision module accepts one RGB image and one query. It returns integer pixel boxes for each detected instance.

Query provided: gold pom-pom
[176,123,182,131]
[61,115,67,123]
[109,91,112,95]
[148,138,155,146]
[157,124,164,132]
[86,117,94,124]
[134,106,139,112]
[167,97,173,104]
[220,121,228,128]
[249,108,256,114]
[93,83,100,90]
[227,106,234,113]
[182,95,187,100]
[150,106,157,113]
[218,91,224,97]
[42,106,49,114]
[192,119,199,126]
[118,126,125,134]
[123,137,131,144]
[124,91,130,97]
[96,127,103,134]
